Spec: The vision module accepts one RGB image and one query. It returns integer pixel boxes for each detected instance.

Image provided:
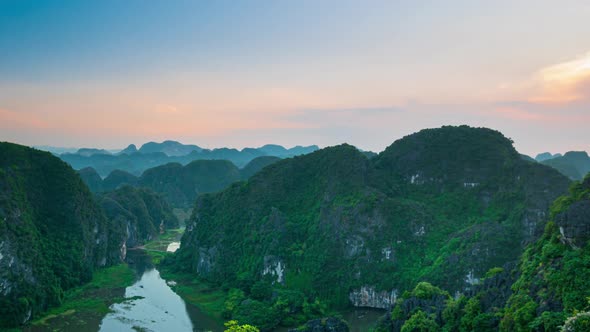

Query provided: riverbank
[140,229,228,322]
[24,228,184,332]
[25,264,136,331]
[156,264,228,322]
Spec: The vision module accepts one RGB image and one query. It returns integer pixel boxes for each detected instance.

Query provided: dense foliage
[0,142,120,327]
[98,186,179,247]
[374,174,590,331]
[171,126,571,330]
[499,175,590,331]
[138,160,242,208]
[102,169,138,191]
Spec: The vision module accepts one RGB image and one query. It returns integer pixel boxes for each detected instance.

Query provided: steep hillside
[172,126,570,330]
[78,167,104,192]
[377,175,590,331]
[98,186,178,248]
[542,151,590,180]
[79,157,280,207]
[500,174,590,331]
[102,169,138,192]
[240,156,282,179]
[138,160,242,208]
[0,143,122,327]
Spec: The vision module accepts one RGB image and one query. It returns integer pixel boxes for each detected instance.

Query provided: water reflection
[99,250,221,332]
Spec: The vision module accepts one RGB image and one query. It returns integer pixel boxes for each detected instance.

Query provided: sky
[1,0,590,155]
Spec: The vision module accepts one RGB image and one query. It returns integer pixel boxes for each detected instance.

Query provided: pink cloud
[0,108,48,129]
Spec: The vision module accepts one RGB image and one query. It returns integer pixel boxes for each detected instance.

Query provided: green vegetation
[157,266,228,320]
[499,175,590,331]
[170,126,571,330]
[408,282,449,300]
[240,156,281,179]
[98,185,179,247]
[143,228,183,251]
[0,142,124,327]
[138,160,242,208]
[30,263,136,328]
[224,320,261,332]
[401,310,439,332]
[378,174,590,331]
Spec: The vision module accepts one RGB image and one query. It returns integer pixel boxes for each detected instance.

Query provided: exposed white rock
[120,242,127,261]
[0,278,12,295]
[345,236,365,257]
[23,309,31,324]
[414,226,425,236]
[465,270,480,286]
[349,286,398,309]
[381,247,393,260]
[167,242,180,253]
[263,257,285,284]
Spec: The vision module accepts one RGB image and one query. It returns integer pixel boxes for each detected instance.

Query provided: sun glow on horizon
[531,52,590,103]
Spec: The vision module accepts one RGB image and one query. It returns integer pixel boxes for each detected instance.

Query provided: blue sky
[1,0,590,154]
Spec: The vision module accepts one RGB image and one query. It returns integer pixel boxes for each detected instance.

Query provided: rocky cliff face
[556,199,590,248]
[0,142,122,327]
[349,286,398,309]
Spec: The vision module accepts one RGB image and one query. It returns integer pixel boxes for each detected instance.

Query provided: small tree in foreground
[224,320,260,332]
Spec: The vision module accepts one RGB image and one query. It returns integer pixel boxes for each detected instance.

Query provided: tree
[224,320,260,332]
[401,310,440,332]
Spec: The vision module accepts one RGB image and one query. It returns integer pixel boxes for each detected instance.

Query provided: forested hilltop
[171,126,573,330]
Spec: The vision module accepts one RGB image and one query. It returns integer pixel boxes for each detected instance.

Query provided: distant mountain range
[533,151,590,180]
[50,140,318,176]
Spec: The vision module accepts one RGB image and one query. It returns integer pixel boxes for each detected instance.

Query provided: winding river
[98,249,222,332]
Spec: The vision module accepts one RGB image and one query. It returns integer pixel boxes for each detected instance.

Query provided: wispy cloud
[529,51,590,103]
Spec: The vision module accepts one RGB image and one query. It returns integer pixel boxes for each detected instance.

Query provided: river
[99,249,222,332]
